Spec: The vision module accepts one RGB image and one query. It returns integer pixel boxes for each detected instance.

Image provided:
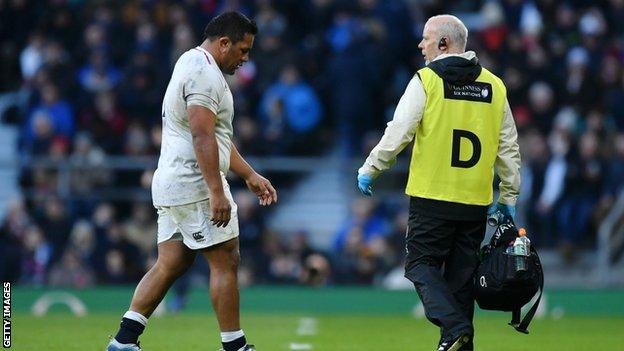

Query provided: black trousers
[404,201,486,348]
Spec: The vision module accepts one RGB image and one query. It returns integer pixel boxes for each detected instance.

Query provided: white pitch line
[289,317,317,350]
[296,317,318,336]
[289,343,313,350]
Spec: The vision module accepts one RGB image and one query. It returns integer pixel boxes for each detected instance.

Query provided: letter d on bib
[451,129,481,168]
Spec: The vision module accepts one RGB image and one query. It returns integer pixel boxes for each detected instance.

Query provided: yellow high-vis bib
[405,66,506,205]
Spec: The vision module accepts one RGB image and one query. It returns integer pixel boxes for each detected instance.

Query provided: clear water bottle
[513,228,531,271]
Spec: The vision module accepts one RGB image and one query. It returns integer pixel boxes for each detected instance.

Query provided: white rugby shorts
[156,184,239,250]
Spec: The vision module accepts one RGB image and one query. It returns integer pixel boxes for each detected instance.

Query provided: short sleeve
[184,55,222,115]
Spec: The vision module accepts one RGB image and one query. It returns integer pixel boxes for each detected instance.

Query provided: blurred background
[1,0,624,300]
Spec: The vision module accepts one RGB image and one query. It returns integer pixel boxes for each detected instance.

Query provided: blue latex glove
[357,174,374,196]
[487,202,516,222]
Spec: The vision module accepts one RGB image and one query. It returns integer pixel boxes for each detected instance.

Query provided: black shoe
[437,334,471,351]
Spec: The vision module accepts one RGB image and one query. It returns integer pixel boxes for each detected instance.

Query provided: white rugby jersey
[152,46,234,206]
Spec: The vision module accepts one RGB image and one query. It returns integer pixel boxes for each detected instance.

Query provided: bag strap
[508,247,544,334]
[491,220,518,248]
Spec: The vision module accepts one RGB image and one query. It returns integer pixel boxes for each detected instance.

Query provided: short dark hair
[203,12,258,43]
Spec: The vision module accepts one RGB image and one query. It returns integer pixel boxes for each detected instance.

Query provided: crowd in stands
[1,0,624,288]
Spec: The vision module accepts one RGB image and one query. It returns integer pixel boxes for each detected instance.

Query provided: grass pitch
[10,312,624,350]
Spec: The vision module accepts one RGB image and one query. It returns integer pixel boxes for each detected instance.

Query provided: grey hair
[428,15,468,51]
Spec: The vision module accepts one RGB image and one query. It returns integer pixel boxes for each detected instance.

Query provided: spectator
[102,221,143,282]
[333,198,388,253]
[134,21,160,56]
[77,50,122,94]
[69,132,110,197]
[122,202,156,257]
[103,249,132,284]
[0,199,31,283]
[233,115,262,156]
[564,47,598,113]
[557,131,606,261]
[48,249,95,288]
[19,32,46,83]
[78,90,127,154]
[235,190,265,271]
[118,51,162,124]
[333,198,390,284]
[259,64,323,155]
[169,23,196,67]
[67,220,98,273]
[24,111,55,155]
[531,130,571,247]
[23,84,74,148]
[527,81,556,133]
[264,232,301,284]
[79,23,108,62]
[603,133,624,200]
[325,6,384,155]
[301,253,332,287]
[523,131,552,247]
[20,225,51,285]
[35,196,72,265]
[41,41,75,96]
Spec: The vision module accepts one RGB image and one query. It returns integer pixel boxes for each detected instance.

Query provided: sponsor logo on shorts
[192,231,205,242]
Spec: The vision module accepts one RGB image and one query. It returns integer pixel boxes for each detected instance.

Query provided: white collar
[428,50,477,65]
[195,46,214,60]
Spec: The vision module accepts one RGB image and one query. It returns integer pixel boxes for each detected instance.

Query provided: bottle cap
[519,228,526,236]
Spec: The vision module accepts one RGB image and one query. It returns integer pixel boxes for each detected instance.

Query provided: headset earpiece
[438,37,447,50]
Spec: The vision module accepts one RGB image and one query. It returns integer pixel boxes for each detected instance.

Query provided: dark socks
[222,335,246,351]
[115,317,145,344]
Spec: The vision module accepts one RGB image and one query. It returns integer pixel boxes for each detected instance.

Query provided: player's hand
[245,172,277,206]
[357,174,374,196]
[487,202,516,222]
[210,192,231,227]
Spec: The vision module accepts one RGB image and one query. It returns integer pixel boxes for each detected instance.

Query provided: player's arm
[188,105,231,227]
[230,142,277,206]
[494,100,521,206]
